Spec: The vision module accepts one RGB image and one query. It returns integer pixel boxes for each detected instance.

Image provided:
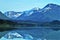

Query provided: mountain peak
[32,7,40,11]
[47,3,57,6]
[45,3,60,8]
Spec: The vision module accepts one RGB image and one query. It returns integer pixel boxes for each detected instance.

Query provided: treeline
[40,20,60,31]
[0,19,16,31]
[0,19,37,31]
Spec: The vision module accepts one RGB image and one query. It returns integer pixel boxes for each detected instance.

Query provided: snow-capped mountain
[17,3,60,22]
[1,3,60,22]
[16,6,52,22]
[4,11,23,19]
[42,4,60,20]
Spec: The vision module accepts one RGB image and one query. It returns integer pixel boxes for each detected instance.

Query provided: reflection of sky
[0,0,60,12]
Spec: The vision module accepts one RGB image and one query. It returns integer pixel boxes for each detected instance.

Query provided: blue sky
[0,0,60,12]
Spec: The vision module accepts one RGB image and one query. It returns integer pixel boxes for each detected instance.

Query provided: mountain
[17,3,60,22]
[15,7,49,22]
[0,11,9,20]
[42,4,60,21]
[4,11,23,19]
[2,3,60,23]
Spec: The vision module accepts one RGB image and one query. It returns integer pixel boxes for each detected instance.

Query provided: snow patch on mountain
[43,7,52,12]
[32,7,40,11]
[13,13,22,17]
[4,11,23,19]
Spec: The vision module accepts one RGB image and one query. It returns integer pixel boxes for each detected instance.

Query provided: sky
[0,0,60,12]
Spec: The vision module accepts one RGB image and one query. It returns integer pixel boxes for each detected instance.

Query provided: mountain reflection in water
[0,27,59,40]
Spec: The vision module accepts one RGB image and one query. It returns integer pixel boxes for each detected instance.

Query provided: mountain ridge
[0,3,60,22]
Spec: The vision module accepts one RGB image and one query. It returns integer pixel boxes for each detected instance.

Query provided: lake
[0,27,59,40]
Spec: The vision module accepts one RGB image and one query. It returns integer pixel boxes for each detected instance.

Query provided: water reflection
[0,27,59,40]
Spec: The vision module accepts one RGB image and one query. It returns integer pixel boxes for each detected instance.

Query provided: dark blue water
[0,27,57,40]
[10,27,54,39]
